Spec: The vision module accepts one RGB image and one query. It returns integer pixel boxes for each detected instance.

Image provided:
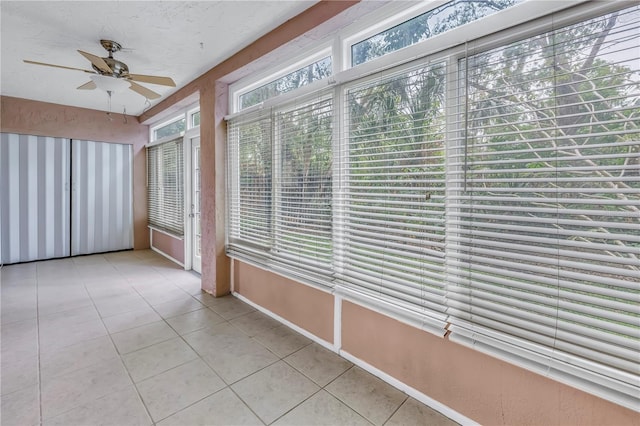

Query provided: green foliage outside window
[240,57,332,110]
[352,0,521,66]
[154,118,186,140]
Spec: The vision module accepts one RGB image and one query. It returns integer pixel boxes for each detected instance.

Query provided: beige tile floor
[1,250,458,426]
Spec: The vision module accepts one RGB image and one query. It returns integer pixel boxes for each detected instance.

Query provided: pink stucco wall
[233,259,639,425]
[150,229,184,265]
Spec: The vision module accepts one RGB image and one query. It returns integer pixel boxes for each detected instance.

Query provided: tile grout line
[162,303,273,424]
[151,298,313,425]
[18,255,364,426]
[267,387,325,425]
[11,252,454,426]
[96,255,157,425]
[226,384,268,426]
[176,299,368,425]
[216,314,346,425]
[381,395,410,426]
[106,255,257,424]
[218,317,310,426]
[31,255,193,425]
[52,255,383,425]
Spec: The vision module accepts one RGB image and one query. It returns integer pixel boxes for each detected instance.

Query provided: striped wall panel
[0,133,71,264]
[71,140,133,256]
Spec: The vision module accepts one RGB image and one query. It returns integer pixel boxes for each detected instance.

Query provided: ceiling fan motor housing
[95,40,128,78]
[95,57,129,78]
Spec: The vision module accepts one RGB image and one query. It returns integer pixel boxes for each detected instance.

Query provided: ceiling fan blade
[129,81,161,100]
[77,50,112,74]
[127,74,176,87]
[24,60,95,73]
[77,81,97,90]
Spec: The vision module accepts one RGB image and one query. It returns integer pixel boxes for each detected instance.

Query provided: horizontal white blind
[448,5,640,408]
[227,110,273,256]
[274,98,334,273]
[338,62,449,335]
[147,138,184,236]
[227,99,336,286]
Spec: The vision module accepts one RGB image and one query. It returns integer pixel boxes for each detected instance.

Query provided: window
[228,111,272,249]
[339,62,448,334]
[238,56,332,110]
[448,6,639,408]
[275,98,333,269]
[191,110,201,128]
[153,117,186,140]
[351,0,522,66]
[228,95,334,282]
[147,138,184,236]
[226,2,639,410]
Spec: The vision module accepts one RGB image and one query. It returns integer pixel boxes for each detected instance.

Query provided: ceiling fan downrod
[100,40,122,58]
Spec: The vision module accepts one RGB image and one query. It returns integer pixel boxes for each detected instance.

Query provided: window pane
[232,117,272,246]
[191,111,200,127]
[352,0,521,66]
[275,98,333,266]
[154,118,186,140]
[449,4,640,392]
[341,62,448,326]
[239,56,332,110]
[147,139,184,236]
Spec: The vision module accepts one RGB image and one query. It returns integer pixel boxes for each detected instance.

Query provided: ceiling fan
[24,40,176,100]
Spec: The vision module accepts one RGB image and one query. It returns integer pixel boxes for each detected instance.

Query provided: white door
[191,137,202,273]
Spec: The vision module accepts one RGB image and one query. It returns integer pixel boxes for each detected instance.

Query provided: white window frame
[148,102,200,270]
[150,114,187,143]
[229,43,333,113]
[227,89,335,288]
[340,0,448,70]
[229,0,579,117]
[188,107,201,130]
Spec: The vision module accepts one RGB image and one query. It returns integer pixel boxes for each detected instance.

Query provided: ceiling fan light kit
[90,74,130,93]
[23,39,175,103]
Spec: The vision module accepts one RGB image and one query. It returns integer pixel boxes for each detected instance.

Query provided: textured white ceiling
[1,1,318,116]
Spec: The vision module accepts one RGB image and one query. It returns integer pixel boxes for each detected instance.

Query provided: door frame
[183,128,200,272]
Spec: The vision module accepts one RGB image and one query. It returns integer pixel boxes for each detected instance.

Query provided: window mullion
[271,106,279,260]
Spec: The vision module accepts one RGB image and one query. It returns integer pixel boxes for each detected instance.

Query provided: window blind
[227,98,335,285]
[227,110,272,257]
[274,98,334,274]
[448,5,639,408]
[147,138,184,236]
[337,62,449,335]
